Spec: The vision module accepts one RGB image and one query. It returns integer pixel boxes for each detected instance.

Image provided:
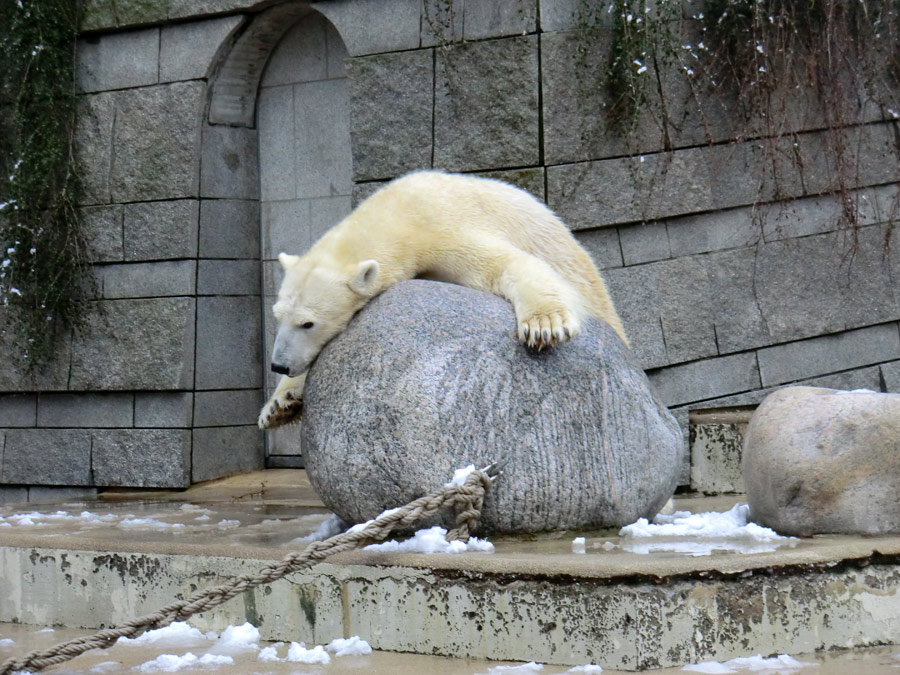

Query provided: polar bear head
[269,252,380,377]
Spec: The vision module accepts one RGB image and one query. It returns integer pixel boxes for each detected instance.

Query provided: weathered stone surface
[260,13,328,88]
[69,298,195,391]
[195,296,261,390]
[111,82,205,202]
[194,389,261,427]
[667,207,761,258]
[92,429,191,487]
[744,386,900,535]
[160,16,241,82]
[200,124,259,200]
[0,486,28,505]
[0,312,71,392]
[192,426,264,483]
[134,393,193,428]
[1,430,92,485]
[98,261,196,298]
[74,91,116,205]
[313,0,421,57]
[199,199,260,259]
[884,360,900,392]
[755,226,899,345]
[689,413,750,495]
[79,205,124,262]
[36,393,134,428]
[757,323,900,388]
[463,0,537,40]
[197,260,259,296]
[294,80,353,199]
[619,221,671,266]
[81,0,169,31]
[434,36,539,171]
[704,248,771,354]
[648,352,761,408]
[123,200,199,261]
[76,29,159,93]
[603,264,667,370]
[475,168,545,203]
[301,280,681,534]
[574,227,623,270]
[0,395,36,427]
[27,487,99,503]
[347,49,433,180]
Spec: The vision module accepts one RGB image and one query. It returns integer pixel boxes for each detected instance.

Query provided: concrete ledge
[3,501,900,669]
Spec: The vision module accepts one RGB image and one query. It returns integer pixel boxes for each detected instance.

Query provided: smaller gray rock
[301,280,682,534]
[743,386,900,536]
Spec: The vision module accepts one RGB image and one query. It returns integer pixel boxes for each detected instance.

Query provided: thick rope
[0,466,498,675]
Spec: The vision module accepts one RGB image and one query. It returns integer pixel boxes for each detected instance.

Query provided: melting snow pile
[682,653,817,672]
[619,504,792,556]
[364,525,494,554]
[113,622,373,671]
[478,663,603,674]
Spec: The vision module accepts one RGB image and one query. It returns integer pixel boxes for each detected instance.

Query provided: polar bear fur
[259,170,627,429]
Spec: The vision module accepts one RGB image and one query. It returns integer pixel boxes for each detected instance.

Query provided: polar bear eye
[300,321,315,329]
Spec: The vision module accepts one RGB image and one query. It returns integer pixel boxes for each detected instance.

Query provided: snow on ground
[115,622,211,648]
[0,637,14,648]
[118,622,375,671]
[326,635,372,656]
[481,662,545,674]
[618,504,793,557]
[566,666,603,673]
[364,525,494,554]
[572,537,587,554]
[291,513,347,543]
[207,623,259,653]
[682,654,817,673]
[135,651,233,672]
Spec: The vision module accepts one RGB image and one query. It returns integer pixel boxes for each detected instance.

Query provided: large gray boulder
[301,280,682,534]
[743,386,900,536]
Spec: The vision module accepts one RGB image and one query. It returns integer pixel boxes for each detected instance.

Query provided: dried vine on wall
[594,0,900,230]
[0,0,90,368]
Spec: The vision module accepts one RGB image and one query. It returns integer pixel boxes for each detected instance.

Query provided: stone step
[2,473,900,670]
[688,406,756,494]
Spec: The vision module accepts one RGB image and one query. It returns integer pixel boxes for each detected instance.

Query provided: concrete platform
[2,470,900,670]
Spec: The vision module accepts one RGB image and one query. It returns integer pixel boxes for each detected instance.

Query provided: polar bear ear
[278,252,301,270]
[349,259,380,296]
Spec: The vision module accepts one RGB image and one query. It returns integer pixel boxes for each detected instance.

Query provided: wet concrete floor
[2,622,900,674]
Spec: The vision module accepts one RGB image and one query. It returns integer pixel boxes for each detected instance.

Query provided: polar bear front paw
[518,311,580,350]
[258,390,303,430]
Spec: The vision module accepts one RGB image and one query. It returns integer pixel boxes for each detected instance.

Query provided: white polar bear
[259,170,628,429]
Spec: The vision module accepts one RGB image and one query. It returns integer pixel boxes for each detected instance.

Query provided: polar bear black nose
[271,362,290,375]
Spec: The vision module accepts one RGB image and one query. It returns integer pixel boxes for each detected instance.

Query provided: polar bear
[259,170,627,429]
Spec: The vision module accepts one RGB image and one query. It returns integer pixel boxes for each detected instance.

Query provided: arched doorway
[257,11,353,462]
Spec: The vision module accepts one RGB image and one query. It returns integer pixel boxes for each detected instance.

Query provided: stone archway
[202,2,352,467]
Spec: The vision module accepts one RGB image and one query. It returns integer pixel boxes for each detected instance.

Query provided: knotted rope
[0,466,498,675]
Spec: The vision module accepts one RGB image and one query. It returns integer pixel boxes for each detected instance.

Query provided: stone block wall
[1,0,899,500]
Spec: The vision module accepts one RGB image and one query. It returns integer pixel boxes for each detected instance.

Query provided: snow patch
[292,513,347,543]
[286,642,330,664]
[208,623,258,653]
[572,537,586,554]
[135,652,233,672]
[620,504,791,557]
[445,464,476,487]
[682,654,817,673]
[0,638,15,648]
[364,525,494,554]
[567,666,603,673]
[326,636,372,657]
[116,622,209,648]
[480,662,544,674]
